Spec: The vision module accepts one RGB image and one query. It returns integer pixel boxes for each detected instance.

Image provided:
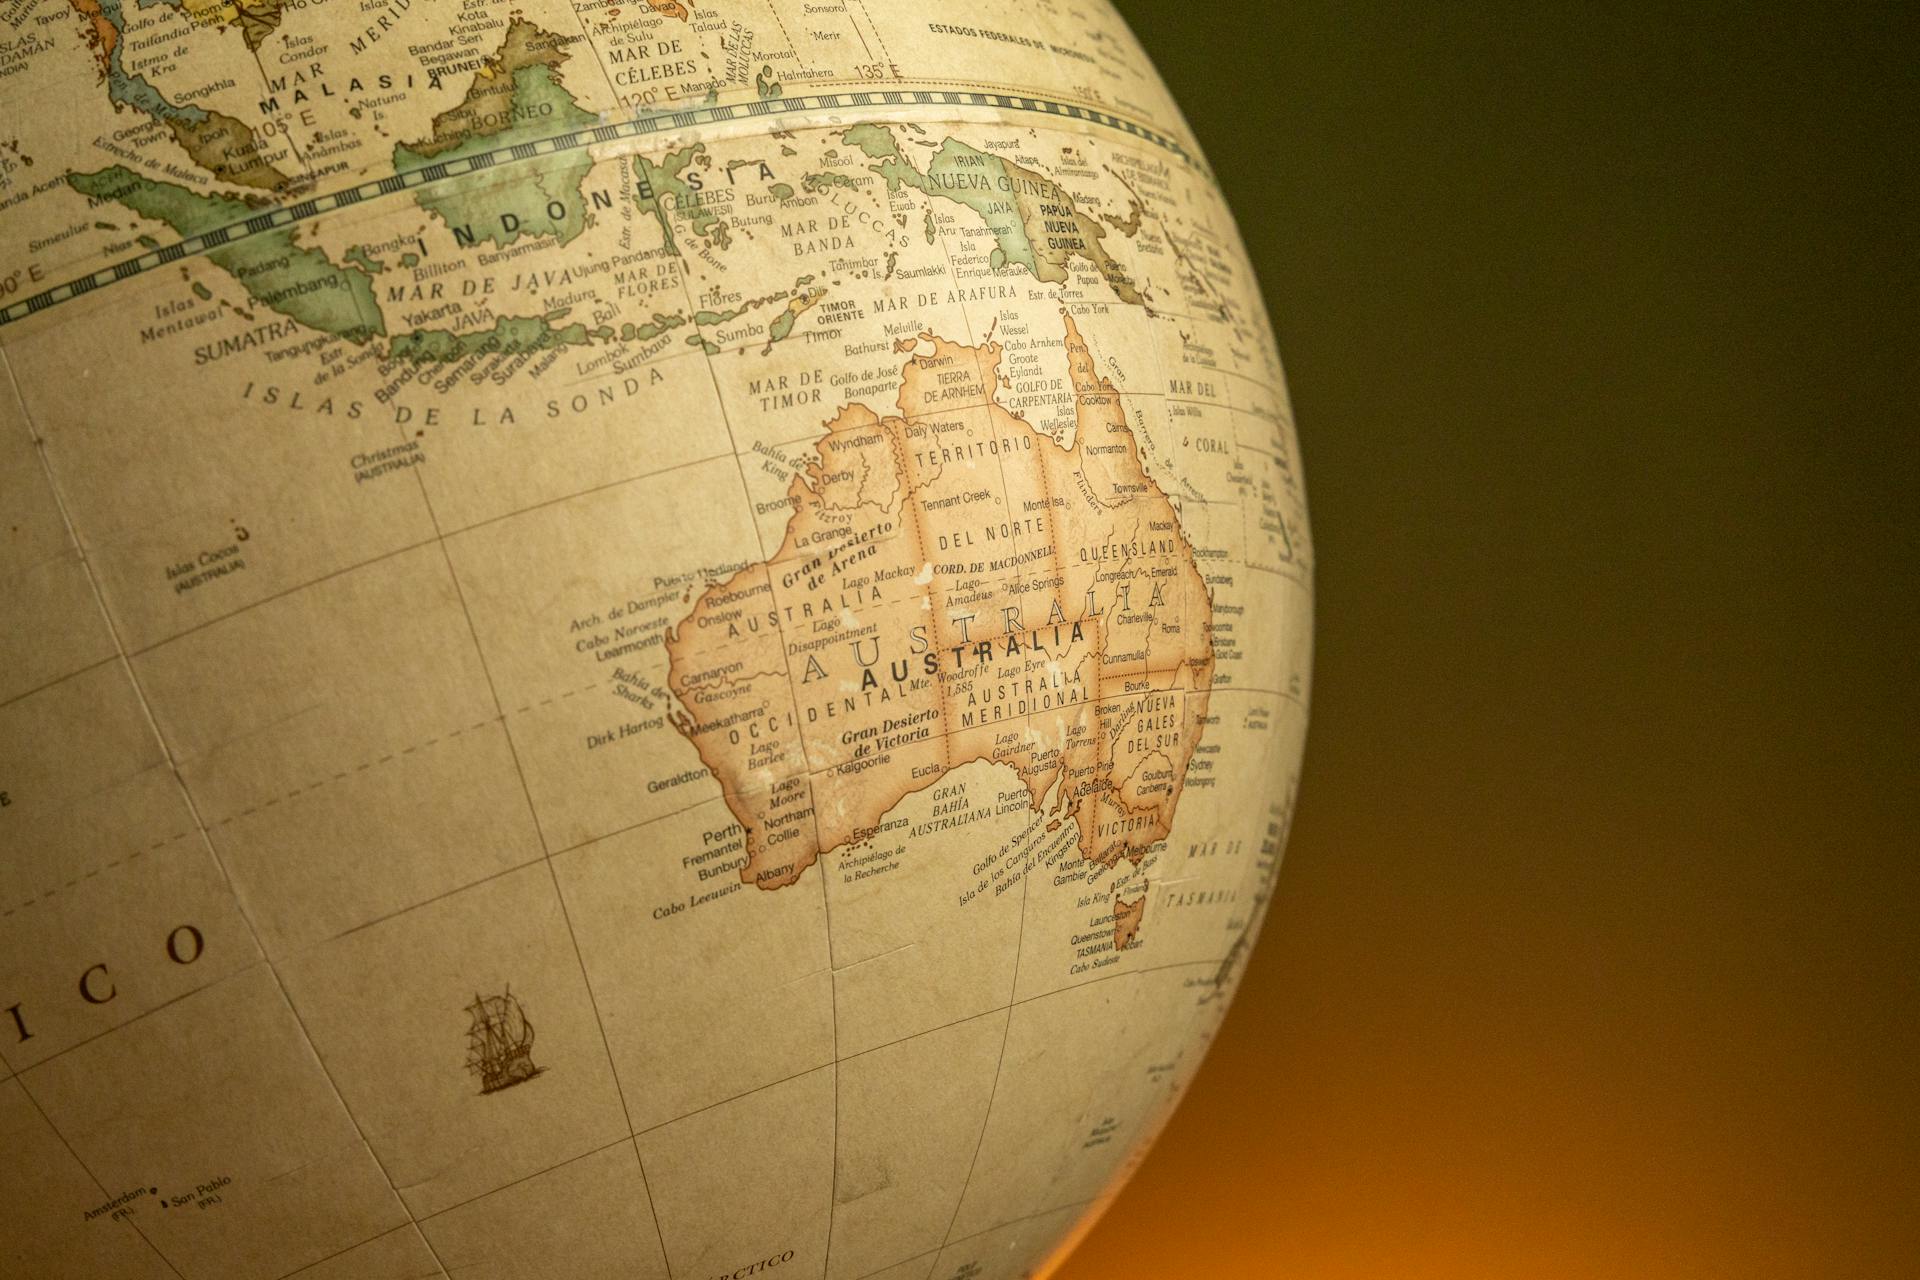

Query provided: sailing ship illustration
[464,987,543,1095]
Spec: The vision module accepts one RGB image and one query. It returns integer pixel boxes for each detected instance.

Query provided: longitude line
[916,196,1038,1278]
[6,1078,186,1279]
[852,1194,1101,1280]
[670,256,850,1273]
[272,1222,432,1280]
[0,348,450,1280]
[396,445,678,1276]
[927,867,1028,1275]
[1,82,1250,1277]
[0,90,1191,329]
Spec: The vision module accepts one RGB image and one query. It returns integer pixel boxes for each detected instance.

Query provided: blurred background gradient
[1061,3,1918,1275]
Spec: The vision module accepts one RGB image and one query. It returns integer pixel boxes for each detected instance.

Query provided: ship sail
[464,986,541,1094]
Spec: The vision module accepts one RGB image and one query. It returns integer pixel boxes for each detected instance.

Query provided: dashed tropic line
[0,829,194,920]
[0,681,602,918]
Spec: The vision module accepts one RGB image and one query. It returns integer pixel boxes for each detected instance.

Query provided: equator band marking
[0,88,1192,330]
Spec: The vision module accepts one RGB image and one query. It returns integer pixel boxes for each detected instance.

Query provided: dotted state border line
[0,89,1192,330]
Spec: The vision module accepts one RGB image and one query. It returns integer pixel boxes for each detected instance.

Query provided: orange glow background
[1062,3,1917,1276]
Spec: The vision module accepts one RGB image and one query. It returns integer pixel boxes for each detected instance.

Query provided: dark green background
[1063,3,1917,1275]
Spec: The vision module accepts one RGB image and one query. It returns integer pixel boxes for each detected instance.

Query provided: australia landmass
[665,312,1213,929]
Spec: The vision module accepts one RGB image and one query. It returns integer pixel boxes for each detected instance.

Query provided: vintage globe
[0,2,1309,1277]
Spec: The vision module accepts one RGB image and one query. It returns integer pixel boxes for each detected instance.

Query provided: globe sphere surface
[0,3,1310,1277]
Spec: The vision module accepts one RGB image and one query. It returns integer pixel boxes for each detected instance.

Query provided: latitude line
[3,1070,188,1279]
[902,226,1036,1273]
[310,958,1219,1271]
[273,1222,432,1280]
[929,855,1031,1276]
[120,435,734,665]
[7,210,1292,1280]
[860,1197,1100,1280]
[0,593,1297,929]
[10,867,1227,1262]
[0,67,1298,1270]
[0,89,1192,331]
[0,346,453,1280]
[671,251,854,1278]
[389,395,677,1273]
[0,350,1290,723]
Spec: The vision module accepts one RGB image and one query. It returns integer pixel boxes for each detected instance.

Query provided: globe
[0,3,1309,1277]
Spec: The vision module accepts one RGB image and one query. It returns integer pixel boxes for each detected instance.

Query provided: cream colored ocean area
[0,2,1310,1277]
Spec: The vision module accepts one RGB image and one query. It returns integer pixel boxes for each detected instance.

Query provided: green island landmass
[67,166,383,342]
[684,291,773,354]
[62,162,770,363]
[678,277,827,356]
[623,312,688,342]
[64,81,869,364]
[343,246,387,274]
[69,0,293,192]
[1103,199,1145,237]
[388,313,607,362]
[634,145,730,253]
[847,125,1142,305]
[842,125,899,160]
[391,20,601,250]
[765,285,826,351]
[801,171,860,195]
